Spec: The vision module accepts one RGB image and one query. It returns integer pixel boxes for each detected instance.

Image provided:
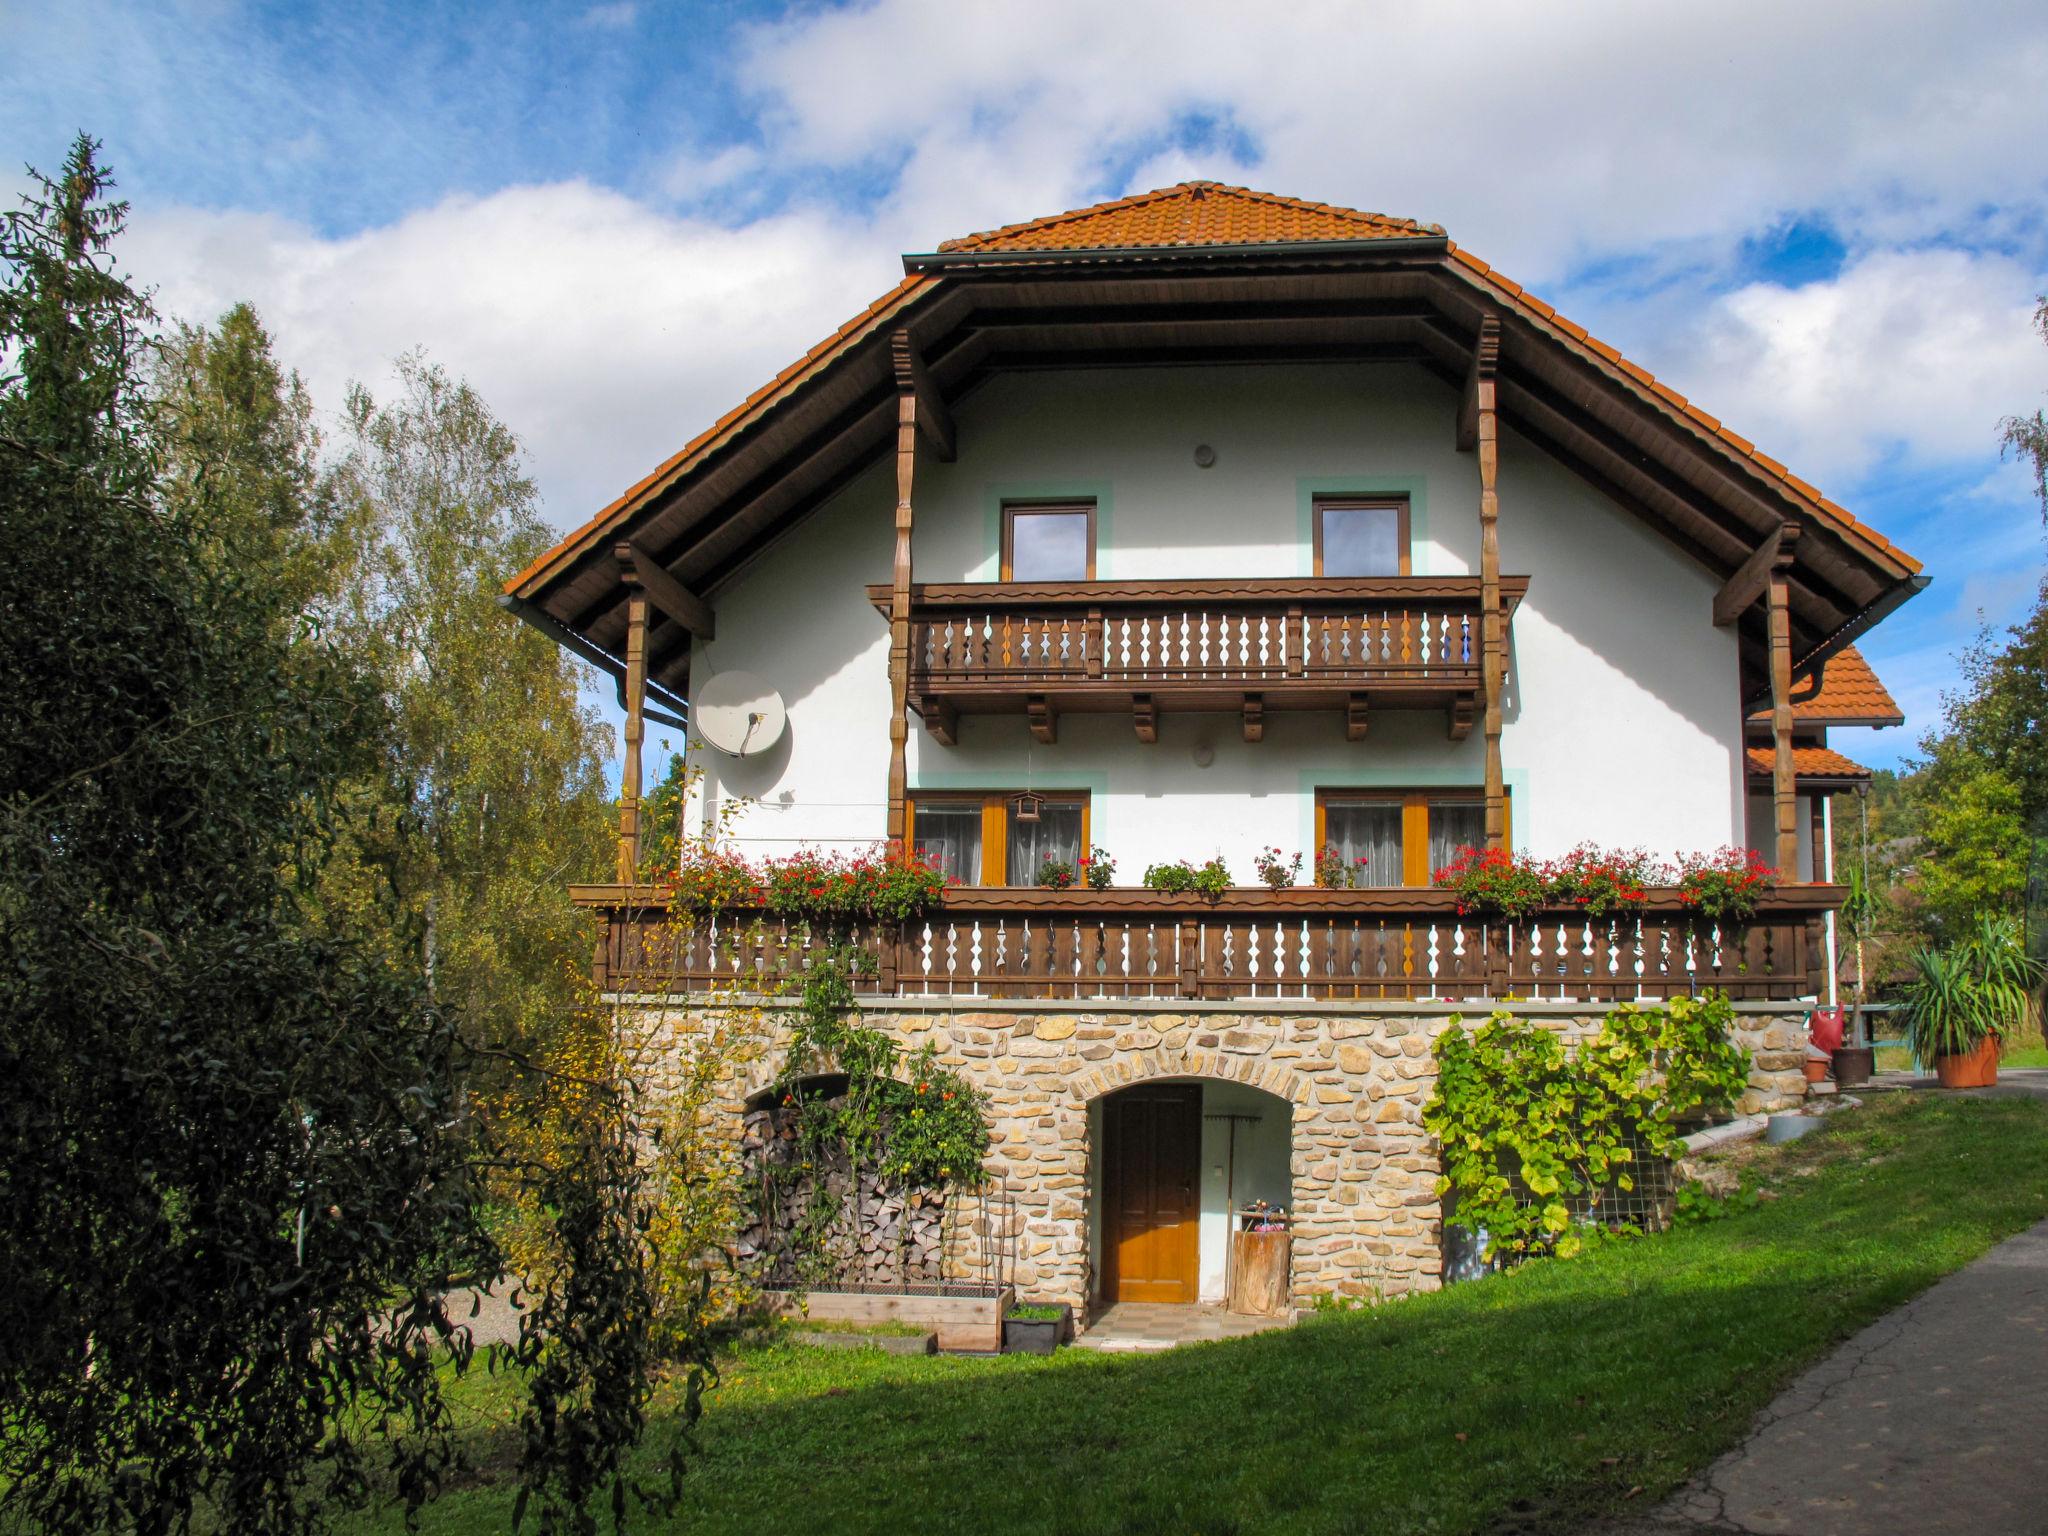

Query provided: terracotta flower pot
[1802,1058,1831,1083]
[1933,1036,2000,1090]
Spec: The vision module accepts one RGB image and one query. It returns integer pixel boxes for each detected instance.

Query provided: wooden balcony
[575,884,1840,1006]
[864,577,1529,741]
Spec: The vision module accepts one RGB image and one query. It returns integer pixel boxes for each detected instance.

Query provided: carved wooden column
[1459,315,1506,848]
[1715,520,1805,879]
[1767,556,1800,878]
[615,544,651,883]
[887,389,916,851]
[886,331,956,853]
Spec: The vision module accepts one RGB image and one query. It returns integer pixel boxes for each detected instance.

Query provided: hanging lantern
[1010,790,1045,823]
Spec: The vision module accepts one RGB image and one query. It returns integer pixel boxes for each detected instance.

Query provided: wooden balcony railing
[575,885,1840,1006]
[864,577,1529,735]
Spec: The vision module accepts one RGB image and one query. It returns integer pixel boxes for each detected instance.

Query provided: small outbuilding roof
[1745,646,1905,729]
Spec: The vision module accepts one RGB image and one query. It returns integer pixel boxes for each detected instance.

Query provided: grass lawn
[349,1094,2048,1536]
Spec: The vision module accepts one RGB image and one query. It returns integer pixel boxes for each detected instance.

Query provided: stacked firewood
[737,1104,949,1286]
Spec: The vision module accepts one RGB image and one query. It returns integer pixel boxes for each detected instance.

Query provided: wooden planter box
[1002,1302,1074,1355]
[763,1287,1012,1353]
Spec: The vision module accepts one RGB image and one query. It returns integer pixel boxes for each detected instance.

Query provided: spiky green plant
[1902,918,2043,1062]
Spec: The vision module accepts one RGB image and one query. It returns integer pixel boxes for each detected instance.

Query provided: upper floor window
[1003,501,1095,581]
[1314,496,1410,577]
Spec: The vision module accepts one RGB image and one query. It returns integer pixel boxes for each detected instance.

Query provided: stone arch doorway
[1090,1077,1294,1307]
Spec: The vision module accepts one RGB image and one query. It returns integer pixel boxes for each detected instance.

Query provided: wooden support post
[1714,523,1799,629]
[615,547,651,883]
[617,540,715,639]
[920,698,958,747]
[1767,551,1800,879]
[1241,693,1264,744]
[1345,694,1369,742]
[1446,695,1475,742]
[890,330,956,462]
[887,388,916,851]
[1027,696,1057,745]
[1461,315,1506,847]
[1132,694,1157,743]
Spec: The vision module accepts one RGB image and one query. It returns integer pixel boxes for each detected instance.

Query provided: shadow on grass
[361,1096,2048,1536]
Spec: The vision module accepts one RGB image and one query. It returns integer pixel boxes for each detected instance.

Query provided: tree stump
[1228,1229,1290,1316]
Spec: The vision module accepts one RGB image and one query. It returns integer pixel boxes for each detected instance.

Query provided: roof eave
[902,234,1451,272]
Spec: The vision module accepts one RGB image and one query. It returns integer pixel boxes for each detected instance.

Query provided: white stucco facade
[683,362,1747,874]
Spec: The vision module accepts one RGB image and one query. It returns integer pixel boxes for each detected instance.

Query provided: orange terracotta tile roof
[510,182,1921,607]
[1746,646,1904,726]
[505,272,936,595]
[1746,745,1874,783]
[937,181,1440,253]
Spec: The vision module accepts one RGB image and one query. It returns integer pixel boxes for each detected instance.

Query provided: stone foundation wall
[669,999,1810,1313]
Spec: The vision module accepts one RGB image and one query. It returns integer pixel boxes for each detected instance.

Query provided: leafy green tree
[154,301,342,613]
[321,355,615,1056]
[0,139,489,1534]
[1915,767,2029,934]
[2002,295,2048,524]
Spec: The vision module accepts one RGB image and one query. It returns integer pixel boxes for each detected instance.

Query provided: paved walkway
[1075,1301,1292,1351]
[1604,1217,2048,1535]
[1865,1066,2048,1100]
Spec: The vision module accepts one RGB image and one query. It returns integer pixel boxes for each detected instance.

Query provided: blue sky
[7,0,2047,772]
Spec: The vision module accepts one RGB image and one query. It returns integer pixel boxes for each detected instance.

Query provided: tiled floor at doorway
[1075,1302,1293,1352]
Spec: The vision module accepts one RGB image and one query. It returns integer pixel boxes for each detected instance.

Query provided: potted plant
[1001,1301,1071,1355]
[1252,847,1302,890]
[1036,857,1078,890]
[1673,845,1777,930]
[1142,856,1232,900]
[1082,846,1115,890]
[1431,845,1548,923]
[1832,864,1882,1086]
[1900,917,2041,1089]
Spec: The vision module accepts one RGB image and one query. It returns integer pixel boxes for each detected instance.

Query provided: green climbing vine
[756,942,991,1285]
[1423,993,1751,1261]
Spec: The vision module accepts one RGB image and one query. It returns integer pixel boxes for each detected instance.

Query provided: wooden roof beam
[1713,522,1802,628]
[615,541,715,639]
[891,330,955,462]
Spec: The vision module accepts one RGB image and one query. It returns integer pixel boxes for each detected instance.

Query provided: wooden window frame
[905,790,1091,887]
[1314,787,1507,887]
[1000,501,1097,582]
[1312,496,1412,578]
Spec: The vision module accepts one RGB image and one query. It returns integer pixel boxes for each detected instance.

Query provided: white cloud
[104,0,2048,564]
[1657,248,2048,491]
[125,184,896,529]
[579,2,638,28]
[731,0,2048,281]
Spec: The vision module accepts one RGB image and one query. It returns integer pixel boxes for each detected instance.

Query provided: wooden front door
[1102,1085,1202,1303]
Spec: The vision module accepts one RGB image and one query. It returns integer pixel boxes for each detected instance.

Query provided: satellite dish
[694,670,786,758]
